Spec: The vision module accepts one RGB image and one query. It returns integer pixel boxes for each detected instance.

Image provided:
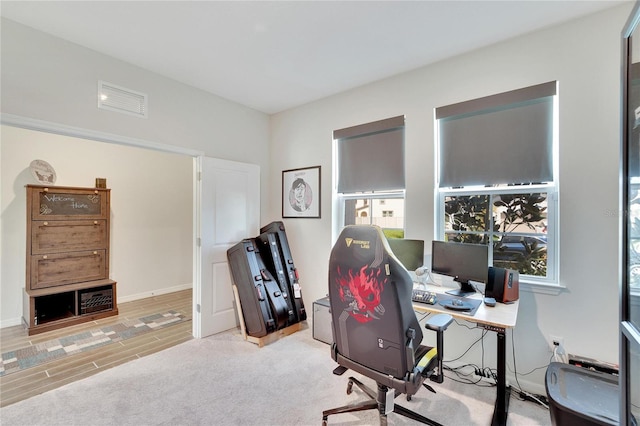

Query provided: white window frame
[435,184,558,286]
[434,90,560,287]
[335,190,406,232]
[332,116,406,242]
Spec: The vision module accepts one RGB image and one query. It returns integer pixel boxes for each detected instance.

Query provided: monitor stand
[445,281,476,298]
[445,288,475,297]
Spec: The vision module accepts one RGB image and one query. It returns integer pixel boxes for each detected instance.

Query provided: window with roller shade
[334,115,406,238]
[435,81,558,284]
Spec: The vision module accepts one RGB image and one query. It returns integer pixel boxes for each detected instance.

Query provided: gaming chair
[322,225,453,426]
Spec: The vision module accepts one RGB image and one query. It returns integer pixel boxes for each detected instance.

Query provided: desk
[413,284,519,426]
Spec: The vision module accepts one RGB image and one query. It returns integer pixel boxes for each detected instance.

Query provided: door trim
[1,113,204,337]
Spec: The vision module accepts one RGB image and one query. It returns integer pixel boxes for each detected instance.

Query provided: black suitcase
[227,239,289,337]
[259,221,307,322]
[256,232,296,325]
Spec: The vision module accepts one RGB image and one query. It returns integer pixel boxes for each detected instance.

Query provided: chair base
[322,376,443,426]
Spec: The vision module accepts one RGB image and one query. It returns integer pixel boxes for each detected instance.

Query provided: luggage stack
[227,221,306,338]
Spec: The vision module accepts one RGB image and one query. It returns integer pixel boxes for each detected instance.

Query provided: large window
[334,116,406,239]
[436,82,558,284]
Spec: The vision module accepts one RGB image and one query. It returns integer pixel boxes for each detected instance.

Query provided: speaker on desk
[486,267,519,303]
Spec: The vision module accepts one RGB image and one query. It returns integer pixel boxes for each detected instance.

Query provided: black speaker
[486,267,519,303]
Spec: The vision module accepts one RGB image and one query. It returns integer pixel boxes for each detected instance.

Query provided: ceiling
[1,1,626,114]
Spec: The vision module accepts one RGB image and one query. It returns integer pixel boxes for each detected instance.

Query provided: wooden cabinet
[23,185,118,335]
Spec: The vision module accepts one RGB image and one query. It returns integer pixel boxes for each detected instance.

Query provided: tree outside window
[444,192,548,277]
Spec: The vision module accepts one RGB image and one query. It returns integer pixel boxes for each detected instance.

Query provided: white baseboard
[117,283,193,304]
[1,317,24,329]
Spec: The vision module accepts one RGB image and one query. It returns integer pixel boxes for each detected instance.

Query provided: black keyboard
[412,288,437,305]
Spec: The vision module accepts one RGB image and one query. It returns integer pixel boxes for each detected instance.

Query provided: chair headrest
[331,225,389,268]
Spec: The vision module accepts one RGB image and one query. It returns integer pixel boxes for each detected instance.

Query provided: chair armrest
[425,313,453,332]
[424,313,453,383]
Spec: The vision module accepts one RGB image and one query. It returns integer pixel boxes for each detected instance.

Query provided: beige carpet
[0,325,550,425]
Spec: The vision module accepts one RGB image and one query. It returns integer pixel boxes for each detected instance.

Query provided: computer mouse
[484,297,496,307]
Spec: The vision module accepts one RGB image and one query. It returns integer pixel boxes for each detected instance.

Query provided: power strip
[473,368,497,385]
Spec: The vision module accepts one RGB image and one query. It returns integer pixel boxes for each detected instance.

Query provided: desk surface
[413,284,519,330]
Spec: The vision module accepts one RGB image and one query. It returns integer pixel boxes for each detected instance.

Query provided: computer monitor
[387,238,424,272]
[431,240,488,297]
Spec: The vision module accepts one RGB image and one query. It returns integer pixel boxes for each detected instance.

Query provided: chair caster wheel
[346,380,354,395]
[322,420,328,426]
[407,395,412,401]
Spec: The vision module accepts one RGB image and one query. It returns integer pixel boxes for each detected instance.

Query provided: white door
[193,156,260,338]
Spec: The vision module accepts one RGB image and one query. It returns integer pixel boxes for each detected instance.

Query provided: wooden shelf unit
[23,185,118,335]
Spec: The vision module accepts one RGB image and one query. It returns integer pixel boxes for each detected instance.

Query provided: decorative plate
[29,159,57,184]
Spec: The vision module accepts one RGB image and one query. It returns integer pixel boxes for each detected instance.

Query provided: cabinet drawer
[31,220,107,254]
[30,187,109,220]
[30,250,107,290]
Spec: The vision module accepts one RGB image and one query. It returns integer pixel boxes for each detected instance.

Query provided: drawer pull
[44,188,49,192]
[43,222,48,226]
[94,190,99,194]
[94,221,98,225]
[93,251,98,255]
[42,255,48,259]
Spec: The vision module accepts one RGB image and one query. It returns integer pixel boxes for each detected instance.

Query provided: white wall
[0,125,193,326]
[0,17,270,212]
[0,19,270,326]
[269,4,633,393]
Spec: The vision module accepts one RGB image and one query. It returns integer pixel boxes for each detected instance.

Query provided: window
[436,82,558,284]
[442,190,551,277]
[334,116,406,239]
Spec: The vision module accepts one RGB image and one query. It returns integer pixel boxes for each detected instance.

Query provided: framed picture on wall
[282,166,321,218]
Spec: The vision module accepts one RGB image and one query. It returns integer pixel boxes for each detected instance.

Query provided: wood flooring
[0,289,193,408]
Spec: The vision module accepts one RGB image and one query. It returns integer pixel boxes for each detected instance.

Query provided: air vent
[98,81,148,118]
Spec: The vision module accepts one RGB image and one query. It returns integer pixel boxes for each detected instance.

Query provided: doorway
[0,115,259,337]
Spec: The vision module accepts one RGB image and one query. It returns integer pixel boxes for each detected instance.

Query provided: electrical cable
[444,328,488,363]
[480,322,486,371]
[509,329,550,410]
[441,324,498,387]
[552,343,568,364]
[438,305,551,410]
[443,365,494,387]
[452,318,481,330]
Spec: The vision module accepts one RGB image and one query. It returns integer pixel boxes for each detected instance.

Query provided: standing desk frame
[413,285,519,426]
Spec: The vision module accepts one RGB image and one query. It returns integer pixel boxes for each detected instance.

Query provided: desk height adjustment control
[479,323,506,334]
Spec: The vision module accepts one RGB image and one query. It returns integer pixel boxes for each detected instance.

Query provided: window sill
[519,279,566,296]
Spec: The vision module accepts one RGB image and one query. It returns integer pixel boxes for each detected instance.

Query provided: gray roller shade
[334,115,405,193]
[436,81,556,188]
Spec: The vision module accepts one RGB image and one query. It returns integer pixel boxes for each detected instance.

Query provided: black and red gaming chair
[322,225,452,426]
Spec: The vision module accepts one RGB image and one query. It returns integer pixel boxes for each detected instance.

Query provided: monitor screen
[431,240,488,297]
[387,238,424,271]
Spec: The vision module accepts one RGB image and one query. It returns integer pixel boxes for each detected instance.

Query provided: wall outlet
[549,335,564,351]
